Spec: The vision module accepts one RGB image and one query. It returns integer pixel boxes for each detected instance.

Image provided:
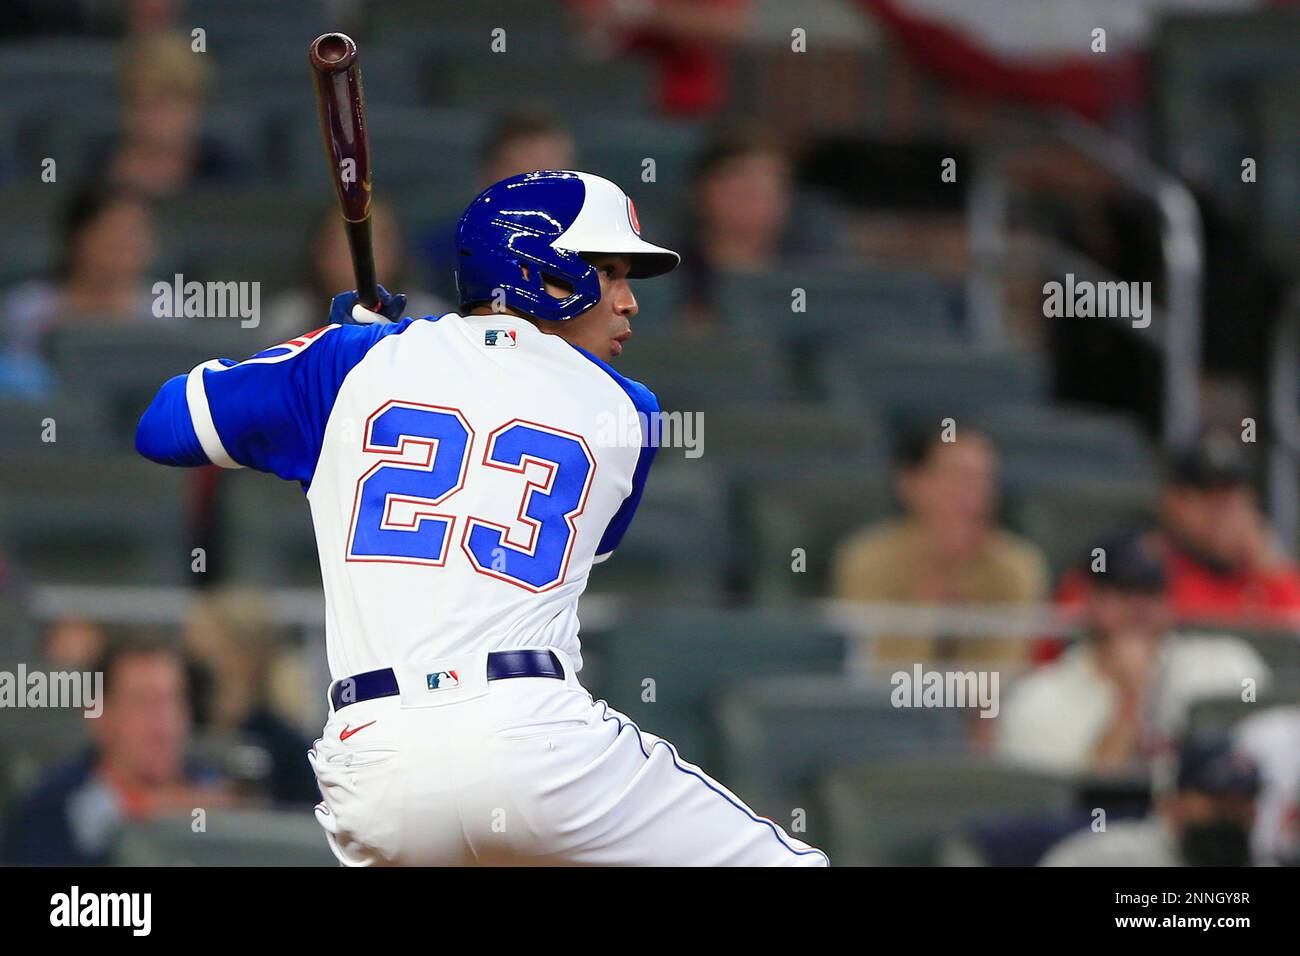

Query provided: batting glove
[329,285,407,326]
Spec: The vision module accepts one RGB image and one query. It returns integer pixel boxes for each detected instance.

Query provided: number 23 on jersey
[346,401,595,592]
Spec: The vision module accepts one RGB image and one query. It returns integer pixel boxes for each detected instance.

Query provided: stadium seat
[1154,9,1300,200]
[614,330,795,409]
[48,321,260,444]
[10,97,119,189]
[1183,678,1300,741]
[702,401,887,481]
[0,696,93,799]
[0,594,35,661]
[433,57,652,116]
[0,186,60,285]
[973,405,1157,490]
[741,472,892,603]
[573,116,702,199]
[1254,78,1300,266]
[580,607,848,773]
[112,808,336,866]
[286,106,482,199]
[818,757,1077,865]
[713,674,967,826]
[721,265,956,343]
[0,454,190,585]
[192,0,330,45]
[583,460,731,603]
[0,39,118,108]
[152,188,320,294]
[1008,479,1158,578]
[721,266,959,398]
[819,341,1049,429]
[216,470,321,588]
[0,397,113,455]
[369,0,565,53]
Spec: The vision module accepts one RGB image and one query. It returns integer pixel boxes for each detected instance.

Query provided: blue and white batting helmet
[454,170,680,322]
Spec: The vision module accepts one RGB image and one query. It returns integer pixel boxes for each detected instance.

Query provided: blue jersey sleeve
[136,321,414,485]
[592,368,660,562]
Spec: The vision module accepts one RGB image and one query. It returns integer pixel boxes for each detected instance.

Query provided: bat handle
[345,218,381,311]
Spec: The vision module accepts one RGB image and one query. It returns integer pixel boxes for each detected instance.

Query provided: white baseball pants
[308,648,828,866]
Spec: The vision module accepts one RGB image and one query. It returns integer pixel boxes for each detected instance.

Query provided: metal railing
[1268,287,1300,555]
[965,114,1206,450]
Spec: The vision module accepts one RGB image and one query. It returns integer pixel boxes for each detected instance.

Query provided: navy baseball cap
[1176,738,1260,797]
[1085,528,1168,594]
[1167,433,1251,490]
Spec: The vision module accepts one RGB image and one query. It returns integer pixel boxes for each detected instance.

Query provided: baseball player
[136,170,827,866]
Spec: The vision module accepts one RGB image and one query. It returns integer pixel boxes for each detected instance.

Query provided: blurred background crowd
[0,0,1298,866]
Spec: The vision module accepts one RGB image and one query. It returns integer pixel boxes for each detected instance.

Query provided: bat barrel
[309,32,371,223]
[309,31,379,309]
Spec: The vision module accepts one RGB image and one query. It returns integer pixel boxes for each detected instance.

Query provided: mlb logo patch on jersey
[427,670,460,691]
[483,329,517,349]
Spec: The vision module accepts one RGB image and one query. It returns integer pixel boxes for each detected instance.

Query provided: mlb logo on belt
[484,329,517,348]
[427,670,460,691]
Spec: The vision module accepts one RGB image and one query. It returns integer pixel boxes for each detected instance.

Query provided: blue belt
[330,649,564,711]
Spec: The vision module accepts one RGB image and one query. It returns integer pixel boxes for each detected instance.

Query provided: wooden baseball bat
[308,32,380,310]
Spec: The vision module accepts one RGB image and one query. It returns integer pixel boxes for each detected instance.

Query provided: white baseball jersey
[137,310,828,866]
[143,311,655,678]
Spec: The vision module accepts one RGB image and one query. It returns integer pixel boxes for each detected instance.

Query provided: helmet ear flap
[505,234,601,322]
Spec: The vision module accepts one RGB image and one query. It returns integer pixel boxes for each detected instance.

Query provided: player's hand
[329,285,407,326]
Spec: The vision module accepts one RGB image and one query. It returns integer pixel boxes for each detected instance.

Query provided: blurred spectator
[183,590,317,807]
[417,111,576,302]
[1,636,230,866]
[0,184,159,361]
[568,0,753,117]
[1040,737,1260,866]
[42,616,108,670]
[831,426,1048,667]
[1235,706,1300,866]
[479,110,577,187]
[263,200,449,345]
[1054,433,1300,627]
[999,530,1270,776]
[678,122,845,327]
[100,31,245,199]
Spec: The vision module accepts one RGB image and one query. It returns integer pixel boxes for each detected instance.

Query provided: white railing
[965,114,1205,450]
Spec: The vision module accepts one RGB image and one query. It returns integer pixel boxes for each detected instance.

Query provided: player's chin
[604,339,625,361]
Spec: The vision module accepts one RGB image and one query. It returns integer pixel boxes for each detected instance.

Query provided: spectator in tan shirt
[831,425,1047,668]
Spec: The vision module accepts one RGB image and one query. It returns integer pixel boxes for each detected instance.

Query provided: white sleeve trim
[592,552,613,564]
[185,360,242,469]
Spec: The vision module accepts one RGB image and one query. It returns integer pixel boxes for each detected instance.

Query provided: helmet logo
[626,196,642,236]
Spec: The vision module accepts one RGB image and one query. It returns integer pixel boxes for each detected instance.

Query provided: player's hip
[310,646,602,864]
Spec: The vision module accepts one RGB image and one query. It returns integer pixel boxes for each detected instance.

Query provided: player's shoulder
[567,343,659,415]
[283,315,452,373]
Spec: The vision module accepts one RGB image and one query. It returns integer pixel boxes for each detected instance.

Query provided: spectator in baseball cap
[997,529,1270,777]
[1159,433,1300,622]
[1052,431,1300,628]
[1040,736,1261,866]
